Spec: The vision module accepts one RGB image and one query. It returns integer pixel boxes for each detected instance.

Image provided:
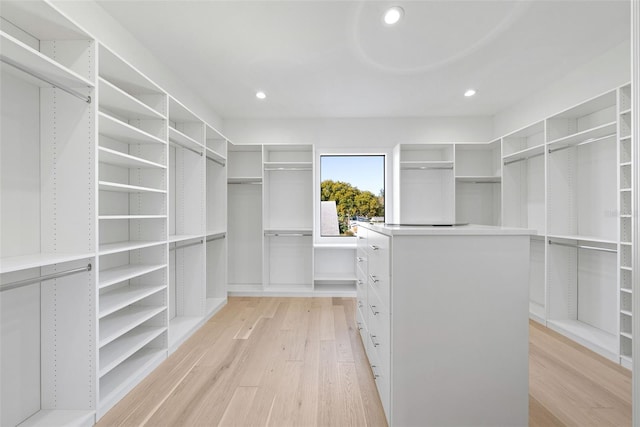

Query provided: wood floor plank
[218,387,259,427]
[97,299,631,427]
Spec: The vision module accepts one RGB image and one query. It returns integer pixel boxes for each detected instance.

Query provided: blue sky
[320,155,385,195]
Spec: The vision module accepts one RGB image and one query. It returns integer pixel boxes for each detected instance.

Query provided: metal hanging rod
[1,55,92,104]
[228,181,262,185]
[168,139,203,157]
[401,166,454,171]
[264,232,312,237]
[264,167,312,171]
[503,151,544,166]
[548,133,616,155]
[1,263,92,293]
[207,234,226,242]
[206,155,226,167]
[461,181,501,184]
[548,240,617,254]
[170,239,203,251]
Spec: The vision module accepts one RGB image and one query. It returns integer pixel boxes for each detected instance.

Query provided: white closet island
[355,222,532,426]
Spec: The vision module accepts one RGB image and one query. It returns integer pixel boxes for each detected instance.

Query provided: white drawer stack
[355,225,391,421]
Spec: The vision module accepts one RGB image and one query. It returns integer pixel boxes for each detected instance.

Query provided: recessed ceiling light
[383,6,404,25]
[464,89,477,97]
[256,91,266,100]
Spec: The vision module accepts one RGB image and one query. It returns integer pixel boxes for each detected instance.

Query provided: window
[320,155,385,236]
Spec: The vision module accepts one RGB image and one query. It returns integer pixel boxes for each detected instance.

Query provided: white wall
[223,117,494,149]
[493,41,630,138]
[50,0,224,130]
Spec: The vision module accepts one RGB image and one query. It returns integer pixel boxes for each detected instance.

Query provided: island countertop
[358,222,536,236]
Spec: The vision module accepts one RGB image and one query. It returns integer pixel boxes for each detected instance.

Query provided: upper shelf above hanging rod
[503,151,544,166]
[206,154,226,167]
[548,133,616,155]
[548,240,617,254]
[168,139,203,156]
[0,263,92,293]
[0,54,92,103]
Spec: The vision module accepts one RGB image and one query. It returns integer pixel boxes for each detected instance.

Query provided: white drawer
[368,231,390,278]
[368,271,390,311]
[367,290,390,365]
[356,305,367,344]
[356,275,367,306]
[367,340,390,422]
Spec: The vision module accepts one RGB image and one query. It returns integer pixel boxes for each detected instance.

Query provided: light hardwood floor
[98,297,631,427]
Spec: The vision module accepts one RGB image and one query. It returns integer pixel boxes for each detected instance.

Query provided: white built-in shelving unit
[97,43,169,417]
[0,2,96,426]
[495,86,633,367]
[0,2,230,423]
[263,145,314,293]
[227,144,263,293]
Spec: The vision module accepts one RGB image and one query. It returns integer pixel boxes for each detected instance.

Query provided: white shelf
[99,264,166,289]
[620,355,633,370]
[0,31,94,90]
[502,143,545,164]
[264,228,312,236]
[547,121,617,149]
[100,306,166,348]
[620,108,632,115]
[98,146,166,169]
[547,234,618,245]
[228,177,262,184]
[621,288,632,295]
[205,148,226,164]
[455,176,501,183]
[99,215,166,220]
[400,160,454,170]
[99,347,165,409]
[99,44,164,96]
[169,234,203,243]
[99,284,166,319]
[620,135,632,142]
[99,326,166,377]
[99,240,166,256]
[621,310,633,317]
[620,162,632,167]
[99,112,166,145]
[314,273,357,282]
[313,242,357,249]
[18,410,95,427]
[99,181,166,194]
[99,77,166,121]
[621,331,633,340]
[313,282,357,296]
[169,127,204,152]
[547,319,617,361]
[206,230,227,239]
[0,252,94,274]
[263,161,312,170]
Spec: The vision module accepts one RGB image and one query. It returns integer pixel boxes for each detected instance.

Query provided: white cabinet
[356,224,531,426]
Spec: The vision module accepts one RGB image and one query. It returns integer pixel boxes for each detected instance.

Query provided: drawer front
[367,289,390,367]
[356,253,367,278]
[368,271,390,311]
[356,227,368,253]
[356,305,367,344]
[367,231,390,279]
[368,341,390,422]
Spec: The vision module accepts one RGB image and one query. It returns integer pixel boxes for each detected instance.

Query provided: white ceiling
[96,0,629,119]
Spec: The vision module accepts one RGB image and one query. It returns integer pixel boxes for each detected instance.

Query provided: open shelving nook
[393,144,455,224]
[227,144,263,294]
[263,145,313,292]
[455,141,501,226]
[314,244,357,296]
[546,237,618,361]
